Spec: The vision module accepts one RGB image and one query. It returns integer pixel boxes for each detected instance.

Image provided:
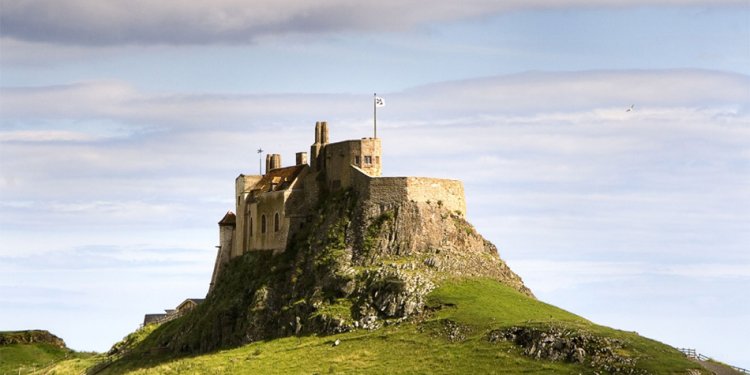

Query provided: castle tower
[209,211,236,293]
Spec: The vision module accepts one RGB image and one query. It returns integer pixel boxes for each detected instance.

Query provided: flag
[375,96,385,107]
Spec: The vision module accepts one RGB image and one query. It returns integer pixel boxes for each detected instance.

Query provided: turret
[209,211,236,293]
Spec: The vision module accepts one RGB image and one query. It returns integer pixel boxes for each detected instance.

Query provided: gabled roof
[252,164,306,194]
[218,211,236,226]
[176,298,205,311]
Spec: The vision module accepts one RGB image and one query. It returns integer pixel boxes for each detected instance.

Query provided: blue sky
[1,0,749,368]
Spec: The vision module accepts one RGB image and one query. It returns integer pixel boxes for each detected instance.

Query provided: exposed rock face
[0,330,67,349]
[354,199,532,296]
[140,189,531,354]
[489,326,648,374]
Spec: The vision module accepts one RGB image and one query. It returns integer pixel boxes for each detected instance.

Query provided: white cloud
[0,0,745,45]
[2,70,747,124]
[510,259,645,293]
[661,264,750,278]
[1,70,747,226]
[0,130,108,142]
[1,69,748,359]
[511,259,750,294]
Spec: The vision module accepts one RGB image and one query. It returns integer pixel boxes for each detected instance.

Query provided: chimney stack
[320,121,329,144]
[265,153,282,173]
[296,152,308,165]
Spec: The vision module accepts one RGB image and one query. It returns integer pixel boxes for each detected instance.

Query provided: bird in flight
[626,104,635,112]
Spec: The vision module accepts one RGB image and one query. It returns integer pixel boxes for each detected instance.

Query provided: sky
[1,0,749,368]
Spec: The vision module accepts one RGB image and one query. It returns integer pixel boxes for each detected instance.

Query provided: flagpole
[257,148,263,175]
[373,93,377,139]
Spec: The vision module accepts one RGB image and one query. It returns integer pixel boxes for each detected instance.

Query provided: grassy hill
[28,191,708,374]
[0,330,93,375]
[43,278,704,374]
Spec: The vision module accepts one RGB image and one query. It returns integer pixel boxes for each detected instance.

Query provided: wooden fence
[678,348,749,374]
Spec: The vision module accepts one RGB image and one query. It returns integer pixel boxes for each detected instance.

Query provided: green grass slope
[0,331,94,375]
[0,343,68,374]
[47,278,703,374]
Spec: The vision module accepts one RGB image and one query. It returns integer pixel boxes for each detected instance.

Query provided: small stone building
[142,299,205,326]
[176,298,205,314]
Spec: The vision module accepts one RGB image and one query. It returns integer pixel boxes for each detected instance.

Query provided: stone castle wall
[352,167,466,215]
[324,138,382,190]
[247,190,288,252]
[209,224,235,292]
[405,177,466,215]
[233,174,262,258]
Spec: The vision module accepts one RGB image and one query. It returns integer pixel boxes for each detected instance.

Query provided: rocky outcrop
[489,326,648,374]
[134,189,531,355]
[0,330,67,349]
[353,199,532,296]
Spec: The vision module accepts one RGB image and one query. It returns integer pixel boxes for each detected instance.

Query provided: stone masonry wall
[405,177,466,215]
[352,167,407,205]
[352,167,466,215]
[233,174,262,258]
[247,190,287,252]
[209,225,234,292]
[324,138,382,190]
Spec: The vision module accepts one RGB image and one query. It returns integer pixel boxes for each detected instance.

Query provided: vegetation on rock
[44,279,703,374]
[119,188,530,358]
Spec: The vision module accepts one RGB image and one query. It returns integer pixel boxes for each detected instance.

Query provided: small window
[364,155,372,165]
[355,156,361,165]
[274,213,280,232]
[261,214,266,234]
[237,196,241,206]
[375,156,380,164]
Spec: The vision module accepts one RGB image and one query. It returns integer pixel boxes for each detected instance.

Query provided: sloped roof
[218,211,236,226]
[176,298,205,311]
[252,164,306,194]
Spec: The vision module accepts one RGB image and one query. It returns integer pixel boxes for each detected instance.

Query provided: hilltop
[0,330,94,374]
[44,279,704,374]
[44,188,705,374]
[29,123,715,373]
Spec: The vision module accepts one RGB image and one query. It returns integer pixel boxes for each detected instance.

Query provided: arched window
[261,214,266,234]
[274,212,280,232]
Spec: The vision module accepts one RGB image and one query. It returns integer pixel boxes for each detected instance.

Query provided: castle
[208,121,467,291]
